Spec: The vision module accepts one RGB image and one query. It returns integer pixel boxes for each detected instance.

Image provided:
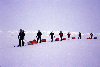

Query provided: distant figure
[59,31,63,41]
[78,32,81,39]
[90,33,93,39]
[67,32,71,38]
[50,31,54,42]
[18,29,25,47]
[36,30,42,43]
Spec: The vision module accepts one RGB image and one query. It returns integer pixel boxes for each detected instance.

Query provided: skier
[78,32,81,39]
[67,32,71,38]
[49,31,54,42]
[18,29,25,47]
[90,33,93,39]
[59,31,63,41]
[36,30,42,43]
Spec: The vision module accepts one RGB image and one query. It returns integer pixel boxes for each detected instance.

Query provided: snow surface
[0,31,100,67]
[0,0,100,66]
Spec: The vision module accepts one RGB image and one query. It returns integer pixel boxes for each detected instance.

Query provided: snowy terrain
[0,31,100,67]
[0,0,100,67]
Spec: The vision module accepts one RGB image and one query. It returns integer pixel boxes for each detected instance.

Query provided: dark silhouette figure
[59,31,63,41]
[18,29,25,47]
[36,30,42,43]
[50,31,54,42]
[67,32,71,38]
[90,33,93,39]
[78,32,81,39]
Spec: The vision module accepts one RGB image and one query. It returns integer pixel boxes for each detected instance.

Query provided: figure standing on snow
[59,31,63,41]
[67,32,71,38]
[36,30,42,43]
[50,31,54,42]
[18,29,25,47]
[78,32,81,39]
[90,33,93,39]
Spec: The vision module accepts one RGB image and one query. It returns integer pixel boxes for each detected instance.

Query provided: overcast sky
[0,0,100,33]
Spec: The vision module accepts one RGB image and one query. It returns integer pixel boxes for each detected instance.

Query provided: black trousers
[37,37,41,43]
[51,37,53,42]
[19,39,24,47]
[78,36,81,39]
[60,36,63,41]
[68,35,70,38]
[91,36,93,39]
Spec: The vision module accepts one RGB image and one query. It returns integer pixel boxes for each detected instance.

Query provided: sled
[27,42,33,45]
[55,38,59,41]
[28,40,37,45]
[63,38,66,40]
[87,37,91,39]
[94,37,97,39]
[32,40,37,44]
[72,37,76,39]
[42,39,46,42]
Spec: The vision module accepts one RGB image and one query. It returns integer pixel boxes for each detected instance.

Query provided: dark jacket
[18,32,25,40]
[90,33,93,36]
[50,32,54,38]
[37,32,42,37]
[79,33,81,37]
[59,33,63,37]
[67,33,71,36]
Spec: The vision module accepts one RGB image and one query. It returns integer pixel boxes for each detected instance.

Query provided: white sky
[0,0,100,33]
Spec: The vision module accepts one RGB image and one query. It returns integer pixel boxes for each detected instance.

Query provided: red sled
[87,37,91,39]
[28,40,37,45]
[32,40,37,44]
[72,37,76,39]
[27,41,33,45]
[55,38,59,41]
[42,39,46,42]
[29,41,33,43]
[94,37,97,39]
[63,38,66,40]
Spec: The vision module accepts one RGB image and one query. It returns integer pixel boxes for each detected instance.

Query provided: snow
[0,31,100,67]
[0,0,100,66]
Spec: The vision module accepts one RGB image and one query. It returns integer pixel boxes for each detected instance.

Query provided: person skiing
[36,30,42,43]
[49,31,54,42]
[78,32,81,39]
[59,31,63,41]
[90,33,93,39]
[67,32,71,38]
[18,29,25,47]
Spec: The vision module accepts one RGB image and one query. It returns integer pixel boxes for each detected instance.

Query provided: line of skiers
[18,29,94,47]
